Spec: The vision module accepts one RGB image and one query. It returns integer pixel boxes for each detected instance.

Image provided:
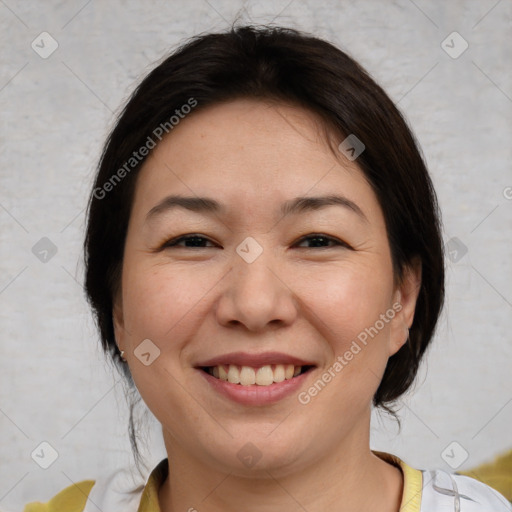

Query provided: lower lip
[197,368,315,405]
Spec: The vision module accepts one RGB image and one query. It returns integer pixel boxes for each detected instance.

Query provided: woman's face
[113,99,420,476]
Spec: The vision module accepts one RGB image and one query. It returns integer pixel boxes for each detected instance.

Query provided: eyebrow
[145,194,368,223]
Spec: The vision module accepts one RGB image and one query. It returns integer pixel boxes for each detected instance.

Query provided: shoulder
[375,451,511,512]
[459,449,512,502]
[421,468,512,511]
[23,479,95,512]
[23,461,159,512]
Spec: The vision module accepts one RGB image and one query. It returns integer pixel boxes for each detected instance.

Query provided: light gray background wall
[1,0,511,510]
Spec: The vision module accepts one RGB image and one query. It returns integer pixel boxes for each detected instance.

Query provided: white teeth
[227,365,240,384]
[209,364,307,386]
[218,365,228,381]
[240,366,256,385]
[255,365,274,386]
[273,364,285,382]
[285,364,295,379]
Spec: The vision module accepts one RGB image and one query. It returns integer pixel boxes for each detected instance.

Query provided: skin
[113,98,421,512]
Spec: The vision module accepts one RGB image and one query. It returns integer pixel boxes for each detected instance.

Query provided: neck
[157,424,403,512]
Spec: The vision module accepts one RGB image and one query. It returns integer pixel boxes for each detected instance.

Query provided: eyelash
[160,233,352,250]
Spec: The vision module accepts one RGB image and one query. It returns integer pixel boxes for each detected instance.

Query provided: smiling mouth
[199,364,315,386]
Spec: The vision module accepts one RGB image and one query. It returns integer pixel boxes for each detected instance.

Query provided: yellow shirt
[23,451,423,512]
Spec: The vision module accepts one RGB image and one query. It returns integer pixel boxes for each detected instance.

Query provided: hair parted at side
[84,22,445,469]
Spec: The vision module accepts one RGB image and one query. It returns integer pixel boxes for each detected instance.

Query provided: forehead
[132,99,381,223]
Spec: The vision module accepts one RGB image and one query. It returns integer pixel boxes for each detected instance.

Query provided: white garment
[83,464,146,512]
[420,469,512,511]
[82,462,512,512]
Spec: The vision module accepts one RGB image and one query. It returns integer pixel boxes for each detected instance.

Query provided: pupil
[309,236,327,247]
[186,237,205,247]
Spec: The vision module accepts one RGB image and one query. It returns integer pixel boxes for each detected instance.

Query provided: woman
[24,24,511,512]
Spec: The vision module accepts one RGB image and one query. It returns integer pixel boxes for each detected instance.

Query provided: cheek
[303,263,395,347]
[119,262,210,417]
[121,258,227,356]
[298,269,396,414]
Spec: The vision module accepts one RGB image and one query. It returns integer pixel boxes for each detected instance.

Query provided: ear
[388,257,422,356]
[112,289,125,352]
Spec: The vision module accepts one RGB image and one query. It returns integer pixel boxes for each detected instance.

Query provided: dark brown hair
[84,23,444,469]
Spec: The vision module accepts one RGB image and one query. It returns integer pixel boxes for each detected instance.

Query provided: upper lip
[195,351,316,368]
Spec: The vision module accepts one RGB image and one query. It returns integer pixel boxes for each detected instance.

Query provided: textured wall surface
[1,0,511,510]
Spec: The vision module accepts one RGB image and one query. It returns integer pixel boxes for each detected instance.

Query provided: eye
[293,233,352,250]
[161,234,217,249]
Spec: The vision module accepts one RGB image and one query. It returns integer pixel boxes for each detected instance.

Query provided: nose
[215,243,298,332]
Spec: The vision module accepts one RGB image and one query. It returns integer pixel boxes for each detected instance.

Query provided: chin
[200,430,312,477]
